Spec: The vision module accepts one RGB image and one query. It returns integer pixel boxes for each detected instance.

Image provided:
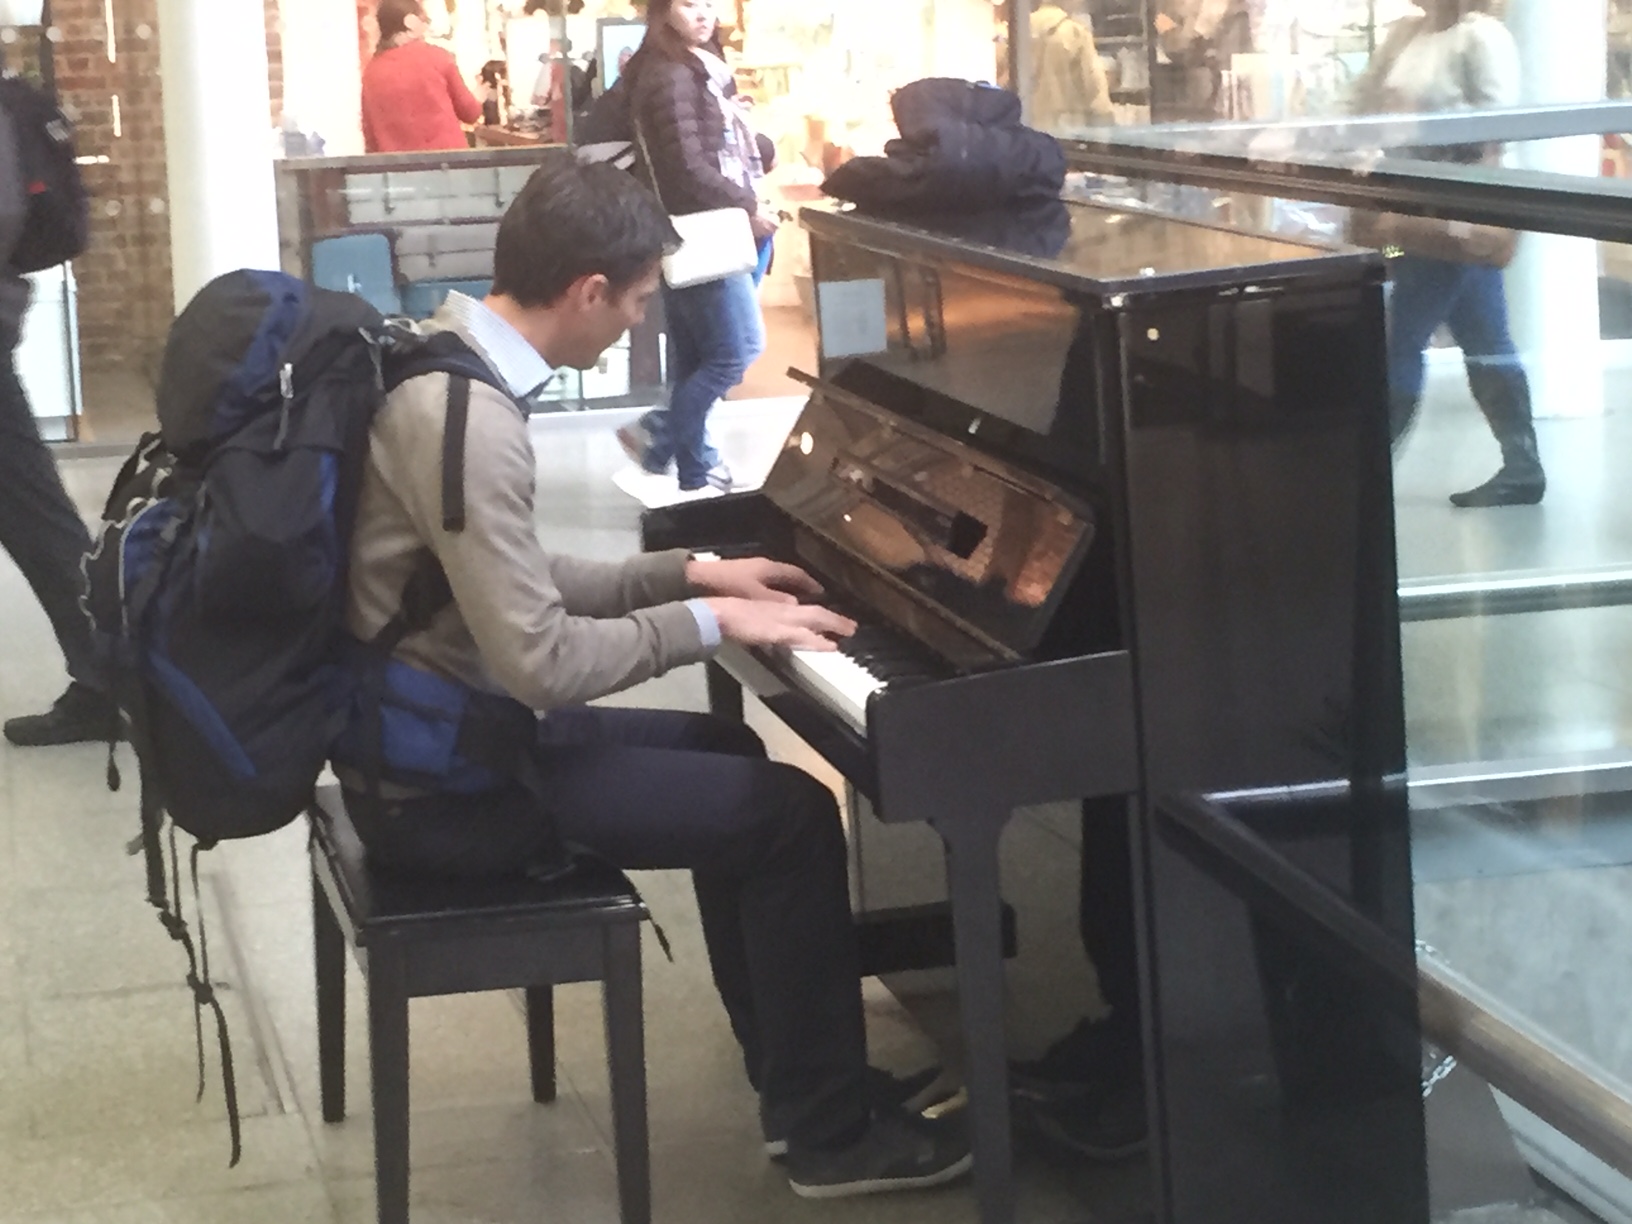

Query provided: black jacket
[822,78,1066,213]
[624,51,757,217]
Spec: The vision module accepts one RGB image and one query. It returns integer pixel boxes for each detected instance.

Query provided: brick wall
[47,0,284,379]
[52,0,173,378]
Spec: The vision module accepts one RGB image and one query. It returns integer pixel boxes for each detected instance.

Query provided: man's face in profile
[556,264,663,370]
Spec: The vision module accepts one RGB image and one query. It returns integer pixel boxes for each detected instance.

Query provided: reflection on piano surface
[644,199,1423,1224]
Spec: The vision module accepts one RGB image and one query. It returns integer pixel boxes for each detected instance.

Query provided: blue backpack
[82,269,560,1163]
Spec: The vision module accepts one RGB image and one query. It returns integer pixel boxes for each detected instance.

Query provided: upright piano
[643,199,1427,1224]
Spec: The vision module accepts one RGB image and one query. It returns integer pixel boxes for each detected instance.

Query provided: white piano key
[784,648,886,734]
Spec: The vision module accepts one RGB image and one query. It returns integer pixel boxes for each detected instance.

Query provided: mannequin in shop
[0,56,121,746]
[1350,0,1545,508]
[615,0,778,494]
[360,0,483,153]
[1028,0,1115,132]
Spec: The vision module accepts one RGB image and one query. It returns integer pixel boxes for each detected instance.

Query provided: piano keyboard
[785,648,884,734]
[785,623,947,734]
[690,554,948,735]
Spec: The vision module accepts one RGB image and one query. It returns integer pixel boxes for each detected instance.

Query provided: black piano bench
[307,785,651,1224]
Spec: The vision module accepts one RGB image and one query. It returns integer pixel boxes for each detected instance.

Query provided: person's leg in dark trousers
[1443,263,1545,507]
[1008,798,1148,1161]
[0,329,116,746]
[534,707,867,1149]
[1386,255,1465,448]
[344,705,971,1193]
[348,706,869,1149]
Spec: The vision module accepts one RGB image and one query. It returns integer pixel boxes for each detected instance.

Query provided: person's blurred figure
[616,0,774,494]
[1351,0,1543,507]
[0,71,120,745]
[361,0,481,154]
[1029,0,1115,132]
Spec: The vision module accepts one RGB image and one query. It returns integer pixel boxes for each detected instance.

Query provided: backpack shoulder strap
[383,330,527,533]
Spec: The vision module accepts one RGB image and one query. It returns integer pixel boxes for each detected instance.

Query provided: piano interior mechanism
[643,198,1423,1224]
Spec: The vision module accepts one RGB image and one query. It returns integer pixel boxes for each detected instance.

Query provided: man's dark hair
[491,153,678,308]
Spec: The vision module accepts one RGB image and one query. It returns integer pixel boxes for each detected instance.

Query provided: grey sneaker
[785,1106,972,1199]
[680,462,735,493]
[764,1065,951,1159]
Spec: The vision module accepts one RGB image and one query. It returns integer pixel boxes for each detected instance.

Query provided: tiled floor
[1,374,1630,1222]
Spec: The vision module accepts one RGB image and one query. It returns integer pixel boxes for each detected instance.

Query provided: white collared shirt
[439,291,556,401]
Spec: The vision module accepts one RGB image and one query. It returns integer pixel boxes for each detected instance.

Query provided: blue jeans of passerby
[638,269,766,489]
[1386,256,1534,452]
[753,233,774,286]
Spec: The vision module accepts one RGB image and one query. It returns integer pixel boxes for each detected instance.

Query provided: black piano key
[837,624,945,686]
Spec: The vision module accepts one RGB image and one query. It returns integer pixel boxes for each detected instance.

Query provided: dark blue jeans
[640,270,766,489]
[344,706,869,1151]
[1386,256,1534,449]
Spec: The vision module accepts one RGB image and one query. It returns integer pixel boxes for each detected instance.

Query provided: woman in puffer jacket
[615,0,776,494]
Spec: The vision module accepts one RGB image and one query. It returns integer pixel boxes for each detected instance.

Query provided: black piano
[643,199,1426,1224]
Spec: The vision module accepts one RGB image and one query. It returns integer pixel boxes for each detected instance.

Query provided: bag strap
[442,375,470,532]
[631,117,670,214]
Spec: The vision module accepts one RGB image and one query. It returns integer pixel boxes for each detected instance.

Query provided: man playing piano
[336,153,972,1199]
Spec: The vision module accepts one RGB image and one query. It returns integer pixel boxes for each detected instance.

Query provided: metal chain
[1415,939,1458,1098]
[1422,1051,1459,1099]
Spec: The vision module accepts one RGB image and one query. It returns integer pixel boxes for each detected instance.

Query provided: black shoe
[1010,1017,1142,1101]
[1448,463,1546,508]
[763,1065,951,1159]
[3,682,123,747]
[785,1105,972,1199]
[1021,1082,1149,1163]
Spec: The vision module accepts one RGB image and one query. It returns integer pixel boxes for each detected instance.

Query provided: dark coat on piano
[821,78,1067,214]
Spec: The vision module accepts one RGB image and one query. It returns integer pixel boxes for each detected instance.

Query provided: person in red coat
[361,0,481,153]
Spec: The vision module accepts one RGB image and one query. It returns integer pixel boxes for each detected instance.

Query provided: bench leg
[603,924,649,1224]
[313,871,347,1124]
[368,948,411,1224]
[526,985,556,1103]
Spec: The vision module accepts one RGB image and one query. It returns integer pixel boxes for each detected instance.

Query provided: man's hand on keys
[705,598,857,653]
[686,557,825,605]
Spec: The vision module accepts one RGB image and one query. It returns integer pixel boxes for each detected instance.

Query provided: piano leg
[939,813,1015,1224]
[705,660,745,722]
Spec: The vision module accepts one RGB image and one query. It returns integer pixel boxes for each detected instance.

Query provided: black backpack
[0,72,89,274]
[82,269,562,1163]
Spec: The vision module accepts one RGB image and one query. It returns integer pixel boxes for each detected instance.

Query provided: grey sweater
[0,97,31,338]
[344,312,713,713]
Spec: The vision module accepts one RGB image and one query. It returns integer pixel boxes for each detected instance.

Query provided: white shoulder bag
[634,120,759,290]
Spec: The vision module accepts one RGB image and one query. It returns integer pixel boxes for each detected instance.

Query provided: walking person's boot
[1450,364,1546,509]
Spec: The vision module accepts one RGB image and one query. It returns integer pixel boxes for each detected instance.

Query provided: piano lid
[766,376,1096,662]
[802,199,1382,298]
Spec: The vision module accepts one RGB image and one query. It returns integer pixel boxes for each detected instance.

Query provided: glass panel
[272,148,664,411]
[1029,0,1615,133]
